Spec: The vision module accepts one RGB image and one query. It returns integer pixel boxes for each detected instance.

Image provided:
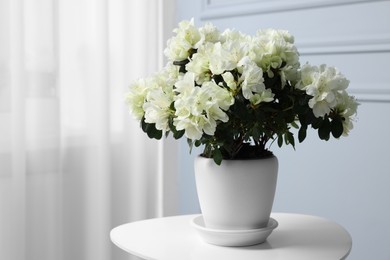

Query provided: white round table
[110,213,352,260]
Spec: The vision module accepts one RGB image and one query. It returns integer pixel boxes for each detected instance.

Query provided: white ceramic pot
[194,155,278,230]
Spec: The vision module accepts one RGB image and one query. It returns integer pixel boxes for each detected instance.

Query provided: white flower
[221,29,250,43]
[206,81,235,111]
[185,43,213,84]
[223,40,251,70]
[297,64,350,118]
[335,91,359,136]
[173,73,234,140]
[250,89,275,105]
[195,22,221,48]
[126,78,151,120]
[126,66,177,128]
[208,42,234,75]
[174,71,196,96]
[164,61,181,83]
[164,36,193,62]
[142,70,175,131]
[237,57,273,104]
[251,29,300,85]
[143,87,173,131]
[208,40,251,75]
[221,71,237,91]
[164,19,200,61]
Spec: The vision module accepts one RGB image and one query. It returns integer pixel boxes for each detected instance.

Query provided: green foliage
[184,73,300,162]
[141,117,162,139]
[168,116,185,139]
[140,64,350,163]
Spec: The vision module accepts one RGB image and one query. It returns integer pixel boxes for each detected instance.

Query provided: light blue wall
[177,139,201,214]
[174,1,390,259]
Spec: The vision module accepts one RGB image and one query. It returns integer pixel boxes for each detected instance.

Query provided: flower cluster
[126,19,358,164]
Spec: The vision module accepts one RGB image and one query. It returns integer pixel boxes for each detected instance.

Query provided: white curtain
[0,0,177,259]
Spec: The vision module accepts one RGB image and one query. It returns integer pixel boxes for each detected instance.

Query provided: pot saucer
[191,215,278,247]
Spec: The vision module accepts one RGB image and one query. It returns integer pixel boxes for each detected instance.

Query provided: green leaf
[252,126,261,140]
[285,131,295,147]
[331,118,344,138]
[173,129,185,139]
[167,116,185,139]
[318,118,330,141]
[277,134,283,148]
[298,114,307,126]
[173,59,189,66]
[187,139,194,154]
[149,125,163,139]
[298,126,307,143]
[312,117,323,129]
[141,117,148,132]
[169,101,175,110]
[141,117,163,139]
[291,121,299,129]
[213,149,223,165]
[194,140,202,147]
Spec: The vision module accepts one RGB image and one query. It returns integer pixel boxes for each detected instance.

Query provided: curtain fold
[0,0,177,259]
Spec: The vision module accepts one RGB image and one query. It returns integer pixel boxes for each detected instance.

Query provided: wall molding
[297,34,390,55]
[201,0,387,20]
[350,89,390,103]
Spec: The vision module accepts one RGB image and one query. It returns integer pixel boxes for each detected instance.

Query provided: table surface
[110,213,352,260]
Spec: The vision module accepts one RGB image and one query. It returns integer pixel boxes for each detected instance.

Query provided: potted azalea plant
[126,19,358,245]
